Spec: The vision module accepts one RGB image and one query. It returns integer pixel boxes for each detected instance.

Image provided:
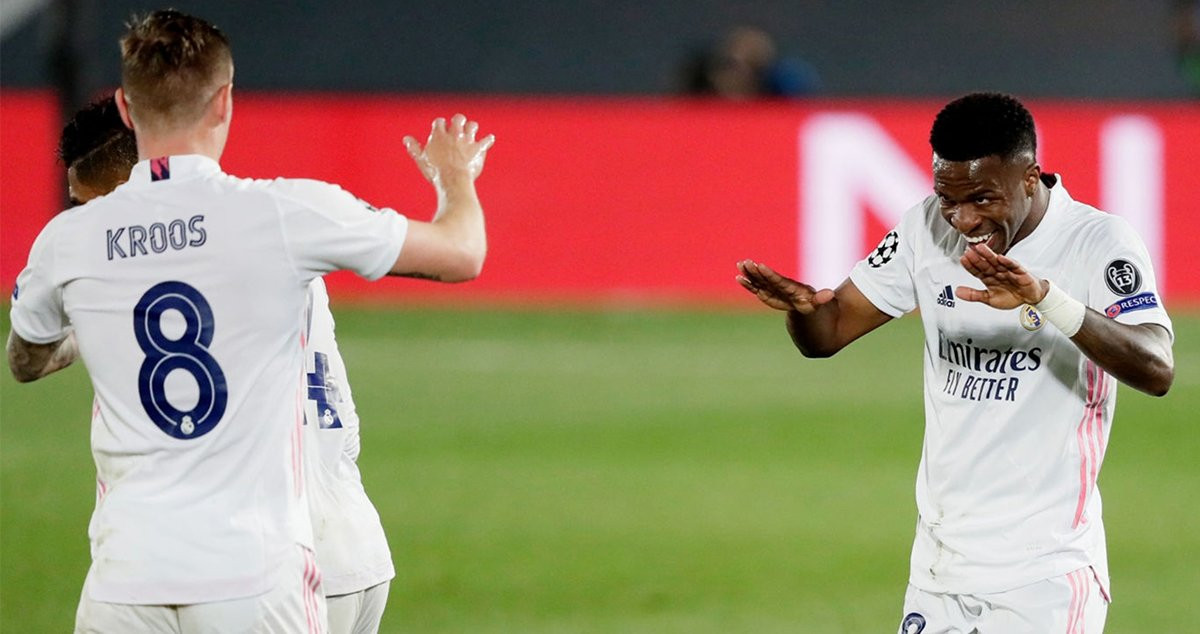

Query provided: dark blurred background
[4,0,1198,116]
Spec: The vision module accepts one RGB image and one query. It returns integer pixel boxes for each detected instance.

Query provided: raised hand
[736,259,835,314]
[403,113,495,185]
[956,243,1048,309]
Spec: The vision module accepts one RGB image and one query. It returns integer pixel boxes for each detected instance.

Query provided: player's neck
[1011,180,1051,247]
[136,129,225,164]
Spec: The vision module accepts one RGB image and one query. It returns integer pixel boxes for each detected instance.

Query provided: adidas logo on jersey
[936,285,956,308]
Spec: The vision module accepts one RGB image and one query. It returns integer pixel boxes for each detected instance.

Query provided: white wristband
[1034,280,1086,337]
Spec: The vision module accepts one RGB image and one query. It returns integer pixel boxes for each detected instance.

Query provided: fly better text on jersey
[937,330,1043,403]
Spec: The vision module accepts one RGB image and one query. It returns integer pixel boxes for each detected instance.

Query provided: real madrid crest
[900,612,927,634]
[1019,304,1043,331]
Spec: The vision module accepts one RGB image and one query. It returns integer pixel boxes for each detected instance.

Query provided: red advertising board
[3,91,1198,305]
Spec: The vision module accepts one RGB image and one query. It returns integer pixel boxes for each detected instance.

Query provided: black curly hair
[58,95,138,197]
[929,93,1036,163]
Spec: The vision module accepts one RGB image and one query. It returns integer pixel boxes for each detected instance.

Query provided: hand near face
[956,243,1048,309]
[403,113,495,185]
[736,260,835,313]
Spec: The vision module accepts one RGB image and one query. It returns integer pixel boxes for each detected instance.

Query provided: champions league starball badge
[1019,304,1044,331]
[1104,259,1142,296]
[867,231,900,268]
[900,612,927,634]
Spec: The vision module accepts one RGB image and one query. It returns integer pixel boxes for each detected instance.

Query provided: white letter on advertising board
[799,114,930,288]
[1101,115,1165,289]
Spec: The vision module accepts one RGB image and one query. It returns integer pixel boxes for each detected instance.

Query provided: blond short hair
[120,10,233,132]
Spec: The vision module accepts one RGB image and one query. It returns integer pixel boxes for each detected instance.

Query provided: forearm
[1069,312,1173,396]
[390,176,487,282]
[432,172,487,274]
[785,304,846,358]
[431,175,487,271]
[6,331,78,382]
[1033,280,1174,396]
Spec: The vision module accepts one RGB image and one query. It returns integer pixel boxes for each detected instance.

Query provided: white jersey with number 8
[9,155,407,605]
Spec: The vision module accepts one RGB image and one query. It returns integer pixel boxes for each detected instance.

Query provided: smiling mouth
[964,232,994,246]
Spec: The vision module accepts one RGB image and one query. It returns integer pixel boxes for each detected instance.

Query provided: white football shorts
[326,581,390,634]
[898,566,1109,633]
[75,545,327,634]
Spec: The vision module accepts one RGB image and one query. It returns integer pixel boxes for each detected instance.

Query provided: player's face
[933,154,1040,255]
[67,166,126,206]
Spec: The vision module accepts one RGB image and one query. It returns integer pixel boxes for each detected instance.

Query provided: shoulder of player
[241,177,368,210]
[224,177,393,222]
[1056,200,1137,248]
[26,201,99,247]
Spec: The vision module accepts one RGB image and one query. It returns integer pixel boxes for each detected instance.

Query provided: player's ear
[114,88,135,130]
[209,83,233,126]
[1024,162,1041,197]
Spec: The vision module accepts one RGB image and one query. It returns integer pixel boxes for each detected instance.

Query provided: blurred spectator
[1175,1,1200,94]
[681,26,820,99]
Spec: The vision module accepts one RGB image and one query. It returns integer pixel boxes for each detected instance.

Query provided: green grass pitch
[2,305,1197,632]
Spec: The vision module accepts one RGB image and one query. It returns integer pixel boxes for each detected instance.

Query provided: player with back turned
[737,93,1173,633]
[8,9,493,633]
[54,95,399,632]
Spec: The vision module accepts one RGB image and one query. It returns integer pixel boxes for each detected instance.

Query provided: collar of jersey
[1010,173,1071,257]
[127,154,222,187]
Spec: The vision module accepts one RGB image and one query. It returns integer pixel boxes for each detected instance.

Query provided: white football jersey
[849,176,1172,596]
[302,278,395,596]
[9,155,408,605]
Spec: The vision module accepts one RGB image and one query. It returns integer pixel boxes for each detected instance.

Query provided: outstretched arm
[957,243,1174,396]
[6,330,78,382]
[390,113,495,282]
[736,260,893,357]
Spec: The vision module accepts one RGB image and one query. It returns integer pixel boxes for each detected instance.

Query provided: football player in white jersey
[8,10,493,634]
[54,95,397,633]
[737,93,1174,633]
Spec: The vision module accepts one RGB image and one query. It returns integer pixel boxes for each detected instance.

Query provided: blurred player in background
[54,94,398,633]
[737,92,1173,633]
[58,97,138,206]
[8,9,492,633]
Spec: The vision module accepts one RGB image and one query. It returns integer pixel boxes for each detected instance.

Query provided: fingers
[955,285,988,304]
[811,288,836,305]
[736,259,771,281]
[736,260,773,288]
[961,246,992,275]
[403,135,437,182]
[736,261,779,296]
[993,251,1026,275]
[736,273,794,312]
[735,260,831,313]
[402,135,423,159]
[425,114,490,145]
[964,243,1026,275]
[478,133,496,153]
[737,260,784,291]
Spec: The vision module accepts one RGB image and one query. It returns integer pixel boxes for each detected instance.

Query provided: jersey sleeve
[847,201,923,317]
[273,179,409,281]
[9,219,71,344]
[1084,214,1173,336]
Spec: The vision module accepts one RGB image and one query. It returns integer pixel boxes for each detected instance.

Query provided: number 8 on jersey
[134,281,228,439]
